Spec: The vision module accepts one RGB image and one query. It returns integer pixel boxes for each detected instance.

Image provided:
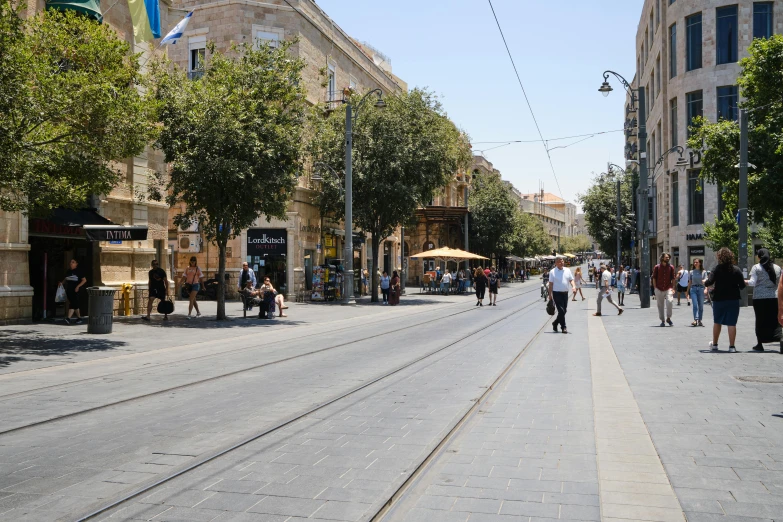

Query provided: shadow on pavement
[114,316,308,329]
[0,330,127,368]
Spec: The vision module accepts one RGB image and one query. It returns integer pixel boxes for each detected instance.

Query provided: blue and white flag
[161,11,193,45]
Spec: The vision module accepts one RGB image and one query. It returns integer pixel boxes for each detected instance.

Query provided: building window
[686,90,703,138]
[670,98,678,146]
[327,63,336,102]
[650,71,655,101]
[656,55,661,94]
[650,133,656,168]
[688,170,704,225]
[254,30,280,48]
[657,0,661,27]
[716,6,738,65]
[717,85,739,121]
[650,11,654,41]
[672,172,679,226]
[669,23,677,78]
[754,3,773,39]
[686,13,702,71]
[188,38,205,81]
[657,122,662,162]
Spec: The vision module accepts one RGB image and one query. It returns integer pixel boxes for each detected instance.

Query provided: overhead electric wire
[486,0,565,201]
[471,129,624,145]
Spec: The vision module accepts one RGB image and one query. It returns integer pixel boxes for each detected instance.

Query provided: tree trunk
[371,234,380,303]
[216,238,227,320]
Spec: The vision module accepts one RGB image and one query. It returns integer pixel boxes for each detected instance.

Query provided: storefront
[688,245,705,269]
[247,228,288,295]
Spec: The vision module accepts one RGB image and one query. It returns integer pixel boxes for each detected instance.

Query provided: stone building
[0,0,173,325]
[632,0,782,269]
[167,0,405,299]
[514,191,571,248]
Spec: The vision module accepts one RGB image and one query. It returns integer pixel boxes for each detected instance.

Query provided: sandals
[691,321,698,327]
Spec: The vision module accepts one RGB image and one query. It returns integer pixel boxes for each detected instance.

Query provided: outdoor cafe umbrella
[410,246,488,260]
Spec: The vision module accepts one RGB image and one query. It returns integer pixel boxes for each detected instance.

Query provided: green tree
[0,4,157,213]
[153,41,307,320]
[703,210,740,259]
[579,172,634,260]
[757,222,783,259]
[687,35,783,223]
[509,211,552,258]
[561,234,593,255]
[468,172,517,262]
[309,88,472,302]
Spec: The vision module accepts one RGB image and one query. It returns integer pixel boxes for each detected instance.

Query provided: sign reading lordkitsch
[247,229,287,256]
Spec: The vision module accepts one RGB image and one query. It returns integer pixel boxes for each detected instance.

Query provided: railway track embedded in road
[69,286,551,522]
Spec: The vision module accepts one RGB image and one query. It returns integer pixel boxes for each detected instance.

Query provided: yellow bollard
[121,283,133,316]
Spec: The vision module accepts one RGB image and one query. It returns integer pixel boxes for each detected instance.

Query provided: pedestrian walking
[488,267,499,306]
[143,260,170,321]
[588,264,594,283]
[629,266,637,294]
[676,264,691,306]
[652,253,675,326]
[688,259,706,327]
[474,266,488,306]
[594,264,623,316]
[616,265,627,306]
[361,269,369,296]
[548,256,576,333]
[183,256,203,319]
[380,271,391,304]
[440,270,452,294]
[61,258,87,324]
[572,267,586,301]
[746,248,782,353]
[238,262,257,311]
[706,247,746,352]
[595,265,604,290]
[388,270,401,306]
[457,269,465,293]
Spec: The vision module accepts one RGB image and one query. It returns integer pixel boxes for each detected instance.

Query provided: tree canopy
[309,88,472,301]
[0,3,157,213]
[468,172,517,260]
[688,35,783,226]
[152,40,307,319]
[579,171,634,260]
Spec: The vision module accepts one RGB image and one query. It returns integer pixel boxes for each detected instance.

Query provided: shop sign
[29,219,82,238]
[84,225,148,241]
[689,246,706,256]
[247,228,287,256]
[316,243,322,254]
[686,233,704,240]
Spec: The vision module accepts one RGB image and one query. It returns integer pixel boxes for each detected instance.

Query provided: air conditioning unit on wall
[177,233,201,253]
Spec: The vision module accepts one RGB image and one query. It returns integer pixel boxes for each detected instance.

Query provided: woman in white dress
[572,267,586,301]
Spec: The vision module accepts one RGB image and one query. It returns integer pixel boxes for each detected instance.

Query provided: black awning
[48,208,114,227]
[31,208,148,241]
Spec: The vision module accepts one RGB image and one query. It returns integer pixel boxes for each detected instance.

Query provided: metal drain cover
[735,376,783,383]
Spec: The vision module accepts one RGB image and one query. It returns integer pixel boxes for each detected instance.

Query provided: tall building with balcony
[632,0,782,269]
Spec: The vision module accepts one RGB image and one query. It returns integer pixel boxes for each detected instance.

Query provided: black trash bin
[87,287,117,334]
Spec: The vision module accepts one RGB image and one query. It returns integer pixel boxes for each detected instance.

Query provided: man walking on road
[653,252,676,326]
[594,264,623,316]
[548,256,576,334]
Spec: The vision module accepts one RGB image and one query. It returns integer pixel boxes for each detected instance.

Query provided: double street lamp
[599,70,651,308]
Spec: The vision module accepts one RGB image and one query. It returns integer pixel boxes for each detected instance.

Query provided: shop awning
[46,0,103,22]
[410,247,487,260]
[32,208,148,241]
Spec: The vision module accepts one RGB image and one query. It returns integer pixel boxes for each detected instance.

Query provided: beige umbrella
[410,246,488,260]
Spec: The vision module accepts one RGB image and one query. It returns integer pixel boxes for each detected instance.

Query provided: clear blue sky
[315,0,641,208]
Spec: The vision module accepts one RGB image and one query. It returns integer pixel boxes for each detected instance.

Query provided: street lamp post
[342,88,386,305]
[599,70,650,308]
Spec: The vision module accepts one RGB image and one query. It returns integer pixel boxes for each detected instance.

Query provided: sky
[315,0,641,209]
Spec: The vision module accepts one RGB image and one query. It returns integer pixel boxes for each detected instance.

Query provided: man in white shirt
[594,266,623,316]
[548,256,576,334]
[676,264,691,306]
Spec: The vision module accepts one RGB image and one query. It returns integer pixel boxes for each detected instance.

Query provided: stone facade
[166,0,406,300]
[0,0,174,324]
[633,0,783,269]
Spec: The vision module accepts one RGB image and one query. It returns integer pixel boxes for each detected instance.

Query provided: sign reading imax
[247,229,287,256]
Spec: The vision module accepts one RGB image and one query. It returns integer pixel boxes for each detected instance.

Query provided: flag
[161,11,193,45]
[127,0,162,43]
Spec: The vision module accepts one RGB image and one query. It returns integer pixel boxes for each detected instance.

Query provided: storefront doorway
[247,228,288,295]
[28,235,93,320]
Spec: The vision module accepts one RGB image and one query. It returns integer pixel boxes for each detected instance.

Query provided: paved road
[1,274,782,522]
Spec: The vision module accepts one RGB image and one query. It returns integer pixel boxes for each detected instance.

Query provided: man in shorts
[143,260,169,321]
[675,264,691,306]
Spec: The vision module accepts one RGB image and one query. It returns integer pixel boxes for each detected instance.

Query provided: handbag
[546,298,556,316]
[180,284,191,299]
[55,284,67,303]
[157,299,174,315]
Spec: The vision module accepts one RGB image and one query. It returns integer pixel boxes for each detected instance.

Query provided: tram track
[0,284,542,436]
[70,284,549,522]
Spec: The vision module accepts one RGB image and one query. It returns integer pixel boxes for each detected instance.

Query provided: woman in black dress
[474,266,488,307]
